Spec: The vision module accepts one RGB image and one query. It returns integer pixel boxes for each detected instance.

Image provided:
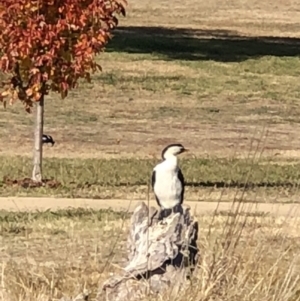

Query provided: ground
[1,0,300,300]
[2,200,300,300]
[1,197,299,215]
[0,0,300,199]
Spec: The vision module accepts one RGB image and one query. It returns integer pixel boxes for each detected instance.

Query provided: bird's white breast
[153,159,182,209]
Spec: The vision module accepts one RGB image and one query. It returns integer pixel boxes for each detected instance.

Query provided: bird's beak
[183,148,189,153]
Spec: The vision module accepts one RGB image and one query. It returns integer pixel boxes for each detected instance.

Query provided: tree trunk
[98,202,199,301]
[32,94,44,182]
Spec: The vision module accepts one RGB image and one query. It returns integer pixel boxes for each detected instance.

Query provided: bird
[42,134,55,146]
[151,143,188,220]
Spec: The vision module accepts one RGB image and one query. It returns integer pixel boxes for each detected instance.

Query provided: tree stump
[98,202,199,301]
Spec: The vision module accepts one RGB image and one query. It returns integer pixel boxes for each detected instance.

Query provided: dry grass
[123,0,300,35]
[0,209,130,300]
[1,203,300,301]
[0,0,300,160]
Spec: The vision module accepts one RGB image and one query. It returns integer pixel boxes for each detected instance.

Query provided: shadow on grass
[108,26,300,62]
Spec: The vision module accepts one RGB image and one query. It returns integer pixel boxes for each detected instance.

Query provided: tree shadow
[107,26,300,62]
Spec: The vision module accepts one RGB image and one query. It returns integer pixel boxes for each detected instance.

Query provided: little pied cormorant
[151,143,188,219]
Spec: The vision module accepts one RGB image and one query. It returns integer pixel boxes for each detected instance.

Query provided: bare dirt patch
[1,197,300,217]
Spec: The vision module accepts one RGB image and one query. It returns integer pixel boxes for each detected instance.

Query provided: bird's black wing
[178,168,185,204]
[151,170,160,206]
[151,170,156,189]
[42,134,55,146]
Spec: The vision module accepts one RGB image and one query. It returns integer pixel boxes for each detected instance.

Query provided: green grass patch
[0,156,300,198]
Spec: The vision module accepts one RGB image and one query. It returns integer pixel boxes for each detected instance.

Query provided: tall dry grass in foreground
[0,198,300,301]
[186,200,300,301]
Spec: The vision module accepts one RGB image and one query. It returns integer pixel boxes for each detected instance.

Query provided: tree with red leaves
[0,0,126,182]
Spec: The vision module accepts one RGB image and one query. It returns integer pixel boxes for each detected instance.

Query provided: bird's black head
[161,143,188,160]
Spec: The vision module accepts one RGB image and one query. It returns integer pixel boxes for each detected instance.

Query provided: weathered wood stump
[98,202,199,301]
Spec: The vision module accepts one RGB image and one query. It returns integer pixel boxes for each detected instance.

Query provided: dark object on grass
[42,134,55,146]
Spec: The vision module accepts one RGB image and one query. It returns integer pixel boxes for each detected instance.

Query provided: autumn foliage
[0,0,126,112]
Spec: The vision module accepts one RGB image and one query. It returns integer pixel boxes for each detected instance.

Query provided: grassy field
[2,0,300,299]
[1,206,300,300]
[0,0,300,199]
[0,0,299,201]
[1,155,300,202]
[0,0,300,161]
